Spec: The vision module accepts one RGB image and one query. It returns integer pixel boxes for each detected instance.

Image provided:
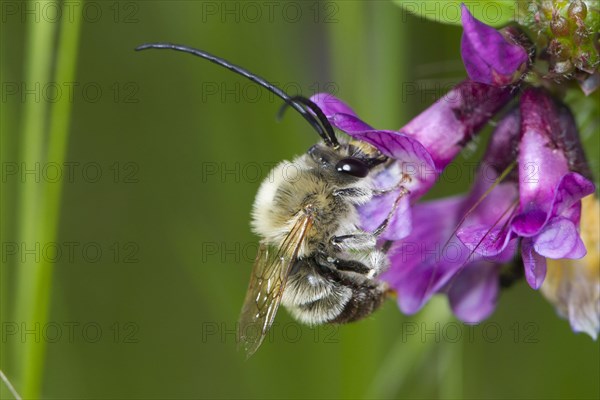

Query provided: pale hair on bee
[136,43,409,357]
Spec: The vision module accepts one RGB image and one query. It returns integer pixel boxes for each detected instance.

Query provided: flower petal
[310,93,363,120]
[384,196,468,314]
[543,258,600,340]
[513,89,570,237]
[457,225,514,258]
[542,195,600,339]
[447,262,500,323]
[513,172,595,238]
[568,289,600,340]
[521,238,548,289]
[533,217,587,260]
[390,238,472,315]
[330,113,373,133]
[456,181,519,259]
[557,103,594,180]
[310,93,438,195]
[541,195,600,340]
[577,70,600,96]
[460,4,528,86]
[399,80,513,171]
[478,107,520,174]
[352,131,437,195]
[551,172,596,217]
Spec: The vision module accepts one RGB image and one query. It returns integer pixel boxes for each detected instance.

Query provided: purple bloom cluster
[311,5,597,335]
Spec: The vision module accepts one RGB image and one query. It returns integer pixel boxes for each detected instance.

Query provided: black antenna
[136,43,339,148]
[278,95,338,147]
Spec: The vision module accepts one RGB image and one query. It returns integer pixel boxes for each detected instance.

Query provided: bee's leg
[372,187,410,237]
[381,240,393,254]
[330,233,376,251]
[317,250,387,279]
[331,258,372,275]
[329,187,409,250]
[332,187,372,205]
[372,173,411,196]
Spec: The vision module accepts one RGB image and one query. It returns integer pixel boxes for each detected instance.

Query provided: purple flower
[307,1,596,336]
[383,109,521,321]
[458,88,595,289]
[310,81,513,240]
[460,4,529,86]
[382,193,515,323]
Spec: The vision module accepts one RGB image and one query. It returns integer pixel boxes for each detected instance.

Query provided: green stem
[1,18,17,384]
[437,336,463,399]
[15,2,83,397]
[365,298,453,399]
[14,0,57,389]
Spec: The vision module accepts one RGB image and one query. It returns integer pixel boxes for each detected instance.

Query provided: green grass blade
[15,2,84,397]
[13,0,58,390]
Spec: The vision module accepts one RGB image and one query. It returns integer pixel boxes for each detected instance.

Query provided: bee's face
[307,142,386,184]
[306,143,367,184]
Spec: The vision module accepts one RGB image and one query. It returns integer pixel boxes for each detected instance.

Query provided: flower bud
[460,5,529,86]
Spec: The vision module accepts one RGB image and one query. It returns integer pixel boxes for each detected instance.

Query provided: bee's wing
[237,214,313,357]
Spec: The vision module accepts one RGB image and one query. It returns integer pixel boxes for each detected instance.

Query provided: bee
[136,43,408,356]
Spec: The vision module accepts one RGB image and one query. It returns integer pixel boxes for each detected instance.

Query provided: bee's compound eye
[335,158,369,178]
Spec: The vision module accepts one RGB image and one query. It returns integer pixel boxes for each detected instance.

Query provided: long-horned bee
[137,43,407,356]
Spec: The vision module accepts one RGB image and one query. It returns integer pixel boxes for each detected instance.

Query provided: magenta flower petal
[521,238,547,289]
[457,90,595,291]
[551,172,596,217]
[512,171,595,239]
[391,237,472,315]
[460,4,528,86]
[513,89,570,237]
[479,108,521,172]
[512,91,596,240]
[310,92,361,120]
[455,109,520,258]
[533,217,587,260]
[456,181,519,259]
[310,93,437,189]
[457,225,514,258]
[330,113,374,133]
[447,262,501,323]
[384,195,468,314]
[351,131,435,170]
[560,202,582,226]
[556,102,593,181]
[399,80,513,171]
[310,93,381,135]
[384,193,514,316]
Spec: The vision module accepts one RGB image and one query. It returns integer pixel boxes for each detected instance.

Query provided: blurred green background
[1,1,599,399]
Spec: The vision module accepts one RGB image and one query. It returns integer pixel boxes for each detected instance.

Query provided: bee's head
[308,141,387,183]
